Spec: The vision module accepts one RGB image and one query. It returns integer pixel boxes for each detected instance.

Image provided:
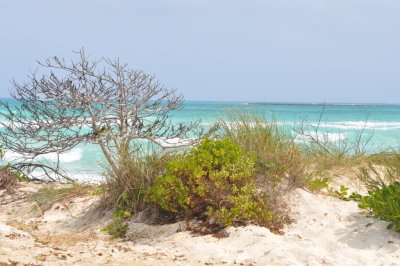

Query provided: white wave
[218,121,276,129]
[4,148,84,163]
[199,122,216,126]
[39,148,84,163]
[3,151,24,161]
[296,131,346,143]
[29,171,104,183]
[310,121,400,131]
[154,137,196,148]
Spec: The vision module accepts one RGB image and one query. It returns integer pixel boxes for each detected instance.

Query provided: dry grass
[102,147,169,213]
[29,184,95,213]
[216,111,391,193]
[357,152,400,189]
[294,112,378,183]
[32,231,98,247]
[218,111,306,194]
[303,153,373,181]
[10,219,97,247]
[0,167,18,191]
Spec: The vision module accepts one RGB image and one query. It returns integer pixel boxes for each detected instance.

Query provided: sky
[0,0,399,103]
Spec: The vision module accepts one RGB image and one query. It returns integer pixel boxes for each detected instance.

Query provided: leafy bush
[331,185,361,201]
[102,204,131,238]
[146,138,279,229]
[356,182,400,231]
[307,177,330,192]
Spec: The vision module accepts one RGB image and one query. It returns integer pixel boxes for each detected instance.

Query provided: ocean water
[2,100,400,181]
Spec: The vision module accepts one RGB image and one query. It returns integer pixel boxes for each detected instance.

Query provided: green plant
[101,206,131,238]
[356,182,400,231]
[146,138,279,230]
[331,185,362,201]
[92,185,107,196]
[307,177,330,192]
[332,185,351,200]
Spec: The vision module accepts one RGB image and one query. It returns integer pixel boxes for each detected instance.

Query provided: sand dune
[0,182,399,265]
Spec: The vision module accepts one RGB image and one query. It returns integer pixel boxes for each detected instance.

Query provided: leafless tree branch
[0,48,199,181]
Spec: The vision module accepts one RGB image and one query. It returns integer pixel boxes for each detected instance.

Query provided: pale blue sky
[1,0,399,103]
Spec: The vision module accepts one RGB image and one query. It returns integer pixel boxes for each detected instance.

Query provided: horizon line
[1,97,400,107]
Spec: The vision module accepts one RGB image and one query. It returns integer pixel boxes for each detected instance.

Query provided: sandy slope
[0,182,399,266]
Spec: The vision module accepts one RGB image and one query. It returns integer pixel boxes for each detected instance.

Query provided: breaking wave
[296,131,346,143]
[310,121,400,131]
[153,137,196,148]
[4,148,84,163]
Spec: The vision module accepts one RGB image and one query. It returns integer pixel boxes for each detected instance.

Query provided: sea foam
[310,121,400,131]
[296,131,346,143]
[4,148,84,163]
[153,137,195,148]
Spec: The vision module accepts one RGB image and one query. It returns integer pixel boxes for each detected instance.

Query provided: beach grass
[102,147,169,213]
[218,111,306,193]
[29,184,95,214]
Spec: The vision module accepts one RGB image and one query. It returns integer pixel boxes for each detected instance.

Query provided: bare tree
[0,49,198,181]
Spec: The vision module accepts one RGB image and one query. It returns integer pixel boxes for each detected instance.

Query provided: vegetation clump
[0,147,30,191]
[307,177,330,192]
[102,149,169,214]
[219,112,305,194]
[101,199,132,239]
[356,182,400,231]
[358,152,400,189]
[146,138,280,230]
[0,167,18,191]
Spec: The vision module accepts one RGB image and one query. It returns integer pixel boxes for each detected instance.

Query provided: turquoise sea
[2,100,400,182]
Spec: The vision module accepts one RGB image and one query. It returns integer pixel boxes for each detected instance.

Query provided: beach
[1,100,400,265]
[1,180,399,265]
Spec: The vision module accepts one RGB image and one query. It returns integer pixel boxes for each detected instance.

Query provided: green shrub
[356,182,400,231]
[331,185,362,201]
[307,177,330,192]
[101,205,131,239]
[145,138,278,229]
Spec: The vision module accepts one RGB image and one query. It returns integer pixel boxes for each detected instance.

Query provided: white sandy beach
[0,181,399,266]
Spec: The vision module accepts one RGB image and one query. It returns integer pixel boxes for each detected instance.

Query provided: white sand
[0,182,399,265]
